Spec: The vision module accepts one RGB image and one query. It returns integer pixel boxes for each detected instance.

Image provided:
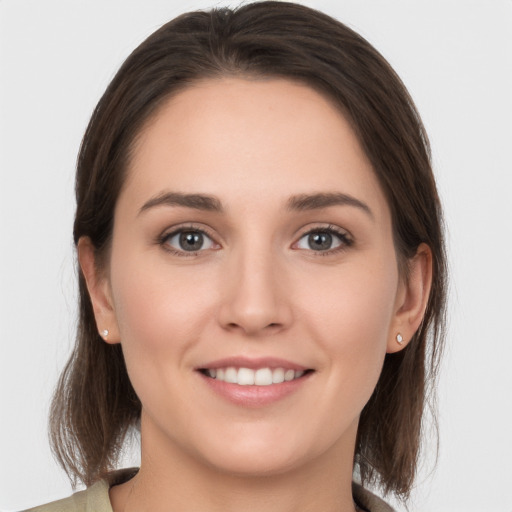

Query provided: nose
[217,247,293,336]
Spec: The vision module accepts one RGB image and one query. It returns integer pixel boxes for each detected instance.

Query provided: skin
[79,78,432,512]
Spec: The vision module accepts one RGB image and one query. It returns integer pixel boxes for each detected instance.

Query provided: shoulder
[22,468,137,512]
[22,479,112,512]
[352,482,396,512]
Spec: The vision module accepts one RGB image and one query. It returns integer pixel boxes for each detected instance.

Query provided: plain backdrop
[1,1,511,510]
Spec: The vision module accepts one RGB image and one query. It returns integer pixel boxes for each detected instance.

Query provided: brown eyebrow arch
[139,192,223,215]
[287,192,373,219]
[139,191,372,218]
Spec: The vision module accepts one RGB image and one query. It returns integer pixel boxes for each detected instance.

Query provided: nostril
[225,321,281,331]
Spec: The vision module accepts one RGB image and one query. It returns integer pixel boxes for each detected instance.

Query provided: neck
[112,413,359,512]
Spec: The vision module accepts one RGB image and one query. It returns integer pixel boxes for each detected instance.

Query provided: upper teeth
[206,367,305,386]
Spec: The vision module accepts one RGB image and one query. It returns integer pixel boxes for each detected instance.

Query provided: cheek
[109,250,218,365]
[298,256,398,391]
[108,251,222,429]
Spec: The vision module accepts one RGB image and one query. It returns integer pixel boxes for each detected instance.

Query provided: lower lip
[199,372,312,407]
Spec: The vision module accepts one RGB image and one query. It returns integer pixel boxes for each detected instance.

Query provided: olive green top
[24,468,394,512]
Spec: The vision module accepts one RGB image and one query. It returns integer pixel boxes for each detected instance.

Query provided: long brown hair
[49,1,447,501]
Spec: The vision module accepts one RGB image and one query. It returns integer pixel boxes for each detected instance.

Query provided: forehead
[122,77,389,220]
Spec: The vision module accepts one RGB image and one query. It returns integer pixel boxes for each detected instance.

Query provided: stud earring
[101,329,109,337]
[396,333,404,344]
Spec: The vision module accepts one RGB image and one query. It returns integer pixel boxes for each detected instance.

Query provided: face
[88,78,410,477]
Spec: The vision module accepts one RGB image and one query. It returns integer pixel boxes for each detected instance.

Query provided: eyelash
[157,224,353,257]
[158,224,218,258]
[294,225,353,256]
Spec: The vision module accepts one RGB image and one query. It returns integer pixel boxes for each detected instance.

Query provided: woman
[27,2,446,511]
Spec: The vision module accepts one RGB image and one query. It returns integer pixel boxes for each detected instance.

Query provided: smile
[202,367,306,386]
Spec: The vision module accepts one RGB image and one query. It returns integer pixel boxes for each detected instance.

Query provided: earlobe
[387,243,433,353]
[77,237,120,344]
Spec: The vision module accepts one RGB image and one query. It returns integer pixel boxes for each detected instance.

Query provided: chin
[187,427,327,479]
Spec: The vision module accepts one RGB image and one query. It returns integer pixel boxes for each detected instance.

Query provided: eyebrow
[138,191,373,218]
[287,192,373,218]
[139,192,223,215]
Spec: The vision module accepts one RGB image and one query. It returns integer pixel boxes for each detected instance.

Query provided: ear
[77,236,120,344]
[387,243,433,353]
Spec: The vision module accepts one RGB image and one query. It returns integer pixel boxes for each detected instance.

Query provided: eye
[294,227,351,252]
[162,228,217,254]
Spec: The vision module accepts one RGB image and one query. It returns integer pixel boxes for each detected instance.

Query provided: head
[50,0,446,501]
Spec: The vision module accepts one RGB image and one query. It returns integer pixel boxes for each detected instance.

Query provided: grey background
[1,1,511,510]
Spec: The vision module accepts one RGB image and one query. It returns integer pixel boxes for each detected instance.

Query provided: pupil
[180,232,203,251]
[309,232,332,250]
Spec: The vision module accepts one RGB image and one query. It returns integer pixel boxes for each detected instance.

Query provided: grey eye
[296,230,344,251]
[165,230,215,252]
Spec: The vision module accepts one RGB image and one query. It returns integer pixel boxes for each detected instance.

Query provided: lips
[196,357,313,406]
[202,367,306,385]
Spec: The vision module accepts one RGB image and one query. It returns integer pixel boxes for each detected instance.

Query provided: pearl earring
[396,333,404,344]
[102,329,109,337]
